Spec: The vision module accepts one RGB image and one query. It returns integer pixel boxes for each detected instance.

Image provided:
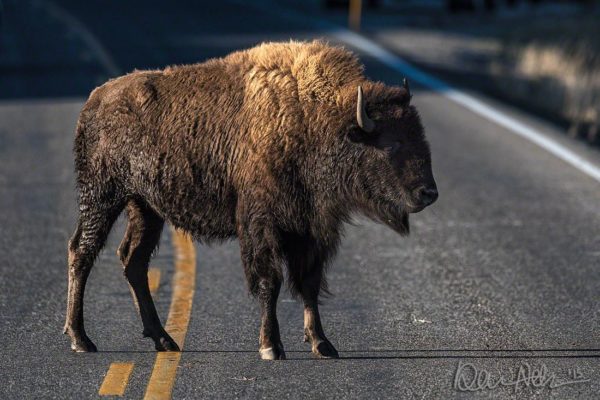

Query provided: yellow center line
[99,266,163,396]
[144,228,196,400]
[148,267,161,295]
[99,362,135,396]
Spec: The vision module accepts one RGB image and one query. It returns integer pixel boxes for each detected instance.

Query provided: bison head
[344,81,437,235]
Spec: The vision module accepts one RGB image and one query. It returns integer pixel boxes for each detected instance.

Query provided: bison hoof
[71,336,98,353]
[259,344,286,360]
[313,340,339,359]
[155,335,180,352]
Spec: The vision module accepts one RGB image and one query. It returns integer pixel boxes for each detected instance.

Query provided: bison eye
[390,142,401,153]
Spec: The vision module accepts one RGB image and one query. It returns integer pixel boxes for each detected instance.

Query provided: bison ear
[346,125,373,144]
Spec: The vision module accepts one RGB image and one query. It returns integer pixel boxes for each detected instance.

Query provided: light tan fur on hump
[228,40,365,106]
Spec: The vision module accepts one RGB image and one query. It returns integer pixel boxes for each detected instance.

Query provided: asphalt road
[0,0,599,399]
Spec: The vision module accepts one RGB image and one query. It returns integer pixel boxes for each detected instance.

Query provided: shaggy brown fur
[64,40,437,359]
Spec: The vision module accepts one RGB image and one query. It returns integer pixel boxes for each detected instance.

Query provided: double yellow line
[99,228,196,398]
[144,230,196,399]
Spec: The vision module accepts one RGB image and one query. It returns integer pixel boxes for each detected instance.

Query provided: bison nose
[418,186,438,206]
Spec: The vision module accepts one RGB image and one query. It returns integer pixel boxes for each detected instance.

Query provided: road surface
[0,0,598,398]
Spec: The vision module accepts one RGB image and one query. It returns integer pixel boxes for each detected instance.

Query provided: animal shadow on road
[94,348,600,360]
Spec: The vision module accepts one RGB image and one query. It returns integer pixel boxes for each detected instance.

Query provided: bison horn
[403,78,411,97]
[356,86,375,133]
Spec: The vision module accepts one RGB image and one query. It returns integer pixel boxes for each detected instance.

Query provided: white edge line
[333,30,600,183]
[34,0,600,184]
[228,0,600,183]
[36,0,121,77]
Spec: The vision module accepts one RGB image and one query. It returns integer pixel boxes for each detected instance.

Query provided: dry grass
[492,16,600,144]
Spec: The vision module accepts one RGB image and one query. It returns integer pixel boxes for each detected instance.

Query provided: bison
[64,40,438,360]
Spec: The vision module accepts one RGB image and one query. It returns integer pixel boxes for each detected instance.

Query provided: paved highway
[0,0,598,398]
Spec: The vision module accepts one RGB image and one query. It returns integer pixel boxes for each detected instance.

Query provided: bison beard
[377,207,411,236]
[63,40,436,360]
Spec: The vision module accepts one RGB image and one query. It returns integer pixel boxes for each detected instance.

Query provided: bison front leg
[238,218,286,360]
[257,276,285,360]
[301,268,339,359]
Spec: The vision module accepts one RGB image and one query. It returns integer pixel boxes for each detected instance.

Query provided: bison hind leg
[119,200,179,352]
[64,200,124,352]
